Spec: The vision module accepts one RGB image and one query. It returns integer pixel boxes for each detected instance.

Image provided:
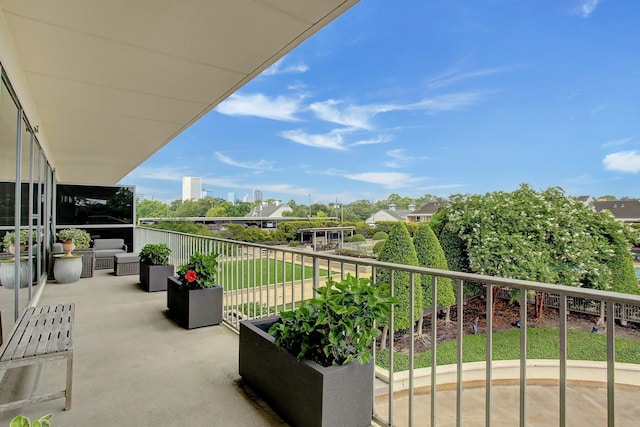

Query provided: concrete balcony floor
[0,270,287,426]
[0,269,639,426]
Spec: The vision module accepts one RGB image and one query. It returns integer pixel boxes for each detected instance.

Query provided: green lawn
[220,258,328,289]
[377,328,640,372]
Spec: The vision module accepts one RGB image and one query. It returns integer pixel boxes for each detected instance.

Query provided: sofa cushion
[93,239,125,250]
[95,248,126,259]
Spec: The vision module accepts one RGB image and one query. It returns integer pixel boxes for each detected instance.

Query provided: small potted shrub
[3,230,36,254]
[55,228,94,278]
[239,275,398,427]
[139,243,174,292]
[167,251,222,329]
[56,228,91,254]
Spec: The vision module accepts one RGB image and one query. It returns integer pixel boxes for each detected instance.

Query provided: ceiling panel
[0,0,359,184]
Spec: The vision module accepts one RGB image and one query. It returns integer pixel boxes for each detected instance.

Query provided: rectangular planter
[239,316,374,427]
[166,276,223,329]
[140,263,174,292]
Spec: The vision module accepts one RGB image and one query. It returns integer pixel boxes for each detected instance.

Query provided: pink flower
[185,270,197,283]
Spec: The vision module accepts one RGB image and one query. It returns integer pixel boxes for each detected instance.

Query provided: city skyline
[123,1,640,205]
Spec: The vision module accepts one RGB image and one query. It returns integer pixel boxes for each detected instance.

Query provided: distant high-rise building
[227,192,235,204]
[253,189,263,203]
[182,176,202,201]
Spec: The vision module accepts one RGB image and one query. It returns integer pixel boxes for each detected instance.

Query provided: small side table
[53,254,83,284]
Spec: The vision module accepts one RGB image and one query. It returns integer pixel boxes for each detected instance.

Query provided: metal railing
[135,227,640,427]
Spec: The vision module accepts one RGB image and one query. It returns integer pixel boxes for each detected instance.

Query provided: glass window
[56,184,134,226]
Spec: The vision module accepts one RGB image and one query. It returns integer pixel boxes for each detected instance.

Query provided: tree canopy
[438,184,639,294]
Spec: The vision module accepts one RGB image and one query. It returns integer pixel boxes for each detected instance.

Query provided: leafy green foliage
[440,184,638,293]
[2,230,38,251]
[177,251,218,289]
[413,223,456,308]
[148,221,214,236]
[55,228,91,249]
[136,199,171,221]
[269,275,399,366]
[10,414,52,427]
[372,231,388,241]
[345,233,366,243]
[139,243,171,266]
[375,223,423,330]
[372,239,386,255]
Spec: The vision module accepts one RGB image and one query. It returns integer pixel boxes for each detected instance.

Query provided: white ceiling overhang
[0,0,359,184]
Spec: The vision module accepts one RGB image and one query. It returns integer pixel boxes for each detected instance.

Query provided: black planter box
[167,276,223,329]
[140,263,174,292]
[239,316,374,427]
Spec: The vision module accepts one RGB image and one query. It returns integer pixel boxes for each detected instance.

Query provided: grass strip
[377,328,640,372]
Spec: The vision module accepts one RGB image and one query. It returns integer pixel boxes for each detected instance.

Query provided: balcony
[0,227,639,426]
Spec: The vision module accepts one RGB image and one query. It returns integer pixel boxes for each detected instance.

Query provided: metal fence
[497,289,640,324]
[135,227,640,427]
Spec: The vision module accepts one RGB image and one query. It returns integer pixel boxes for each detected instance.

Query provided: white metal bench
[0,304,74,412]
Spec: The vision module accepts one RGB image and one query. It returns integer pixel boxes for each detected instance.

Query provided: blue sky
[123,0,640,205]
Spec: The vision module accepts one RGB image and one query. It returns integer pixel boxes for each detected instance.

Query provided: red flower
[185,270,197,283]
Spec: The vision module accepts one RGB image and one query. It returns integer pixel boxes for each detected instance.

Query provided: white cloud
[308,100,375,129]
[214,152,274,170]
[309,92,483,130]
[280,128,351,150]
[426,67,513,90]
[281,128,391,150]
[603,151,640,173]
[350,135,392,147]
[574,0,601,18]
[601,137,633,148]
[384,148,429,168]
[125,167,186,182]
[262,59,309,76]
[216,93,302,121]
[344,172,425,189]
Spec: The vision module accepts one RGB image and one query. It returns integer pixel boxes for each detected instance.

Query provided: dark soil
[393,296,640,355]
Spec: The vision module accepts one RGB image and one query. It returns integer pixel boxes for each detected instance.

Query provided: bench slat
[1,305,74,361]
[46,304,73,354]
[0,303,74,413]
[0,307,35,362]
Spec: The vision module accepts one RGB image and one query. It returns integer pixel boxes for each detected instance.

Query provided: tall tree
[375,223,423,348]
[413,223,456,329]
[136,199,170,221]
[439,184,639,318]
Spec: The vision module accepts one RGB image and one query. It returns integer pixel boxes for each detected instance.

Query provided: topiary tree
[375,223,423,349]
[372,239,386,255]
[413,223,456,330]
[372,231,388,241]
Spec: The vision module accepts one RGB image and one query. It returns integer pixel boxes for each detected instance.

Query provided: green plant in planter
[176,251,218,289]
[2,230,37,252]
[55,228,91,249]
[268,274,399,367]
[139,243,171,266]
[10,414,52,427]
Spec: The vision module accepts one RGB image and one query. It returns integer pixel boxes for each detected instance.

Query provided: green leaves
[269,274,398,367]
[139,243,171,266]
[441,184,638,294]
[177,251,218,289]
[10,414,52,427]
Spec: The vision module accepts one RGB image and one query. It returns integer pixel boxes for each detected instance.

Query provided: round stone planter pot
[0,258,31,289]
[54,254,83,284]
